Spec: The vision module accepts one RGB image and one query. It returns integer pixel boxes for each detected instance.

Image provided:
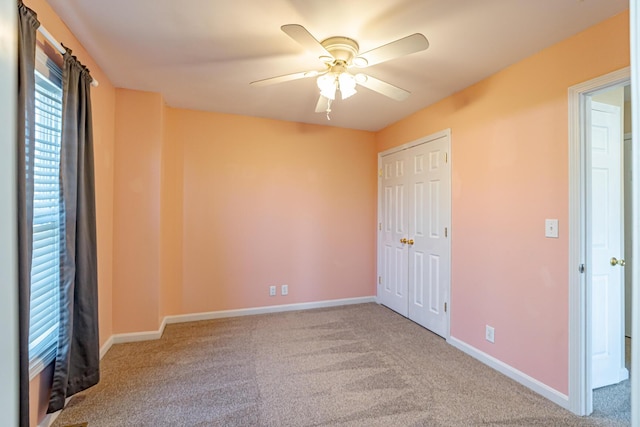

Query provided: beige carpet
[52,303,627,426]
[592,337,631,424]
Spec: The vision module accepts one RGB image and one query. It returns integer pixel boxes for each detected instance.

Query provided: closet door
[378,131,451,338]
[379,150,409,316]
[407,137,450,337]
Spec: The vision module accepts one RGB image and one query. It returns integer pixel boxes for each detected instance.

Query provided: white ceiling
[46,0,629,131]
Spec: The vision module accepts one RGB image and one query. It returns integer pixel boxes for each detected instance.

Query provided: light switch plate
[545,219,559,238]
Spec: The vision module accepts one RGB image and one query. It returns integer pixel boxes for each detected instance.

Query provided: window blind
[28,55,63,378]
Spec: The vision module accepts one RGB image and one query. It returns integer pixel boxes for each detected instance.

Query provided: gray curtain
[47,48,100,414]
[17,2,40,425]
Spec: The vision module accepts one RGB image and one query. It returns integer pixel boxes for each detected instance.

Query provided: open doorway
[567,67,631,418]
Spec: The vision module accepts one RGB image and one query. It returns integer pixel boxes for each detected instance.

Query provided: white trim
[448,336,570,410]
[164,296,375,324]
[99,335,114,360]
[1,0,19,424]
[37,397,71,427]
[378,128,452,157]
[108,296,375,346]
[112,317,167,345]
[567,67,630,416]
[630,1,640,425]
[38,411,58,427]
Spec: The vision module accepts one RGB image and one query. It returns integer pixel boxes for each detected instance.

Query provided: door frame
[567,67,630,415]
[376,128,452,339]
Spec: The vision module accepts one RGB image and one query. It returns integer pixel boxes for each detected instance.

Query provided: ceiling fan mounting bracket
[320,36,360,64]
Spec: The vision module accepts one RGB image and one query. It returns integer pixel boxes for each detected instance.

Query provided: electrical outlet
[485,325,495,343]
[281,284,288,296]
[269,286,276,297]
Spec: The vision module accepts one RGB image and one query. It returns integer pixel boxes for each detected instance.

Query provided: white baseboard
[38,411,58,427]
[164,296,376,325]
[111,316,167,346]
[99,335,114,359]
[447,336,570,410]
[38,397,71,427]
[106,296,375,351]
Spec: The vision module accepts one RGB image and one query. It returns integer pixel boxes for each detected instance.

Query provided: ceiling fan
[250,24,429,118]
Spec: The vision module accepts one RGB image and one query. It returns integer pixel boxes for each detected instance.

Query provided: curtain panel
[16,0,100,416]
[17,2,39,425]
[48,49,100,413]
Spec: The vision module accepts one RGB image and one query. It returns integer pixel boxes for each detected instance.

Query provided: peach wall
[160,104,183,317]
[23,0,116,425]
[376,11,629,395]
[113,89,164,333]
[162,109,378,315]
[112,99,377,329]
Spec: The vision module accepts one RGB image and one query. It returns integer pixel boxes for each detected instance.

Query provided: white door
[590,100,628,389]
[378,132,451,338]
[379,150,409,316]
[407,137,450,337]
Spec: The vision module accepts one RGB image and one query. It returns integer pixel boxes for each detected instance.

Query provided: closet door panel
[379,151,409,316]
[408,137,450,337]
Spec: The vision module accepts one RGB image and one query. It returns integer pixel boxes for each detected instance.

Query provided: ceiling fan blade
[250,70,319,87]
[281,24,332,60]
[355,33,429,67]
[356,74,410,101]
[315,95,330,113]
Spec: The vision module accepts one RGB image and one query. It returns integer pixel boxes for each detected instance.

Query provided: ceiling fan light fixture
[317,73,337,100]
[338,72,357,99]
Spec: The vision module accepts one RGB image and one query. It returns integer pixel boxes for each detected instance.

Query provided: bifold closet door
[379,135,450,338]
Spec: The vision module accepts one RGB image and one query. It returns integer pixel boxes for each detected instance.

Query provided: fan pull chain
[326,99,332,121]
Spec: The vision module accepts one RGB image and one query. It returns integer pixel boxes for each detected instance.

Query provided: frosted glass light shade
[339,73,357,99]
[317,73,337,100]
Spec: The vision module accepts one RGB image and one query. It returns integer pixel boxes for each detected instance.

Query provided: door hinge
[378,168,383,177]
[378,276,382,285]
[445,152,448,163]
[444,227,448,238]
[579,264,585,274]
[444,302,447,312]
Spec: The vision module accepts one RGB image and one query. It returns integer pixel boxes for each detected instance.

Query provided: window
[28,48,63,378]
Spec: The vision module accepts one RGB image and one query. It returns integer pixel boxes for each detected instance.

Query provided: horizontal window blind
[29,55,63,378]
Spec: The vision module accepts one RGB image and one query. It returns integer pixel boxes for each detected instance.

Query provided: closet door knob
[610,257,626,266]
[400,238,408,244]
[408,239,414,245]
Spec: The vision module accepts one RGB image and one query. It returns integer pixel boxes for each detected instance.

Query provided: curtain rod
[38,25,99,88]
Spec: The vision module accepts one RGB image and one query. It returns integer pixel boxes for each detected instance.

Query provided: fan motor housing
[321,36,359,63]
